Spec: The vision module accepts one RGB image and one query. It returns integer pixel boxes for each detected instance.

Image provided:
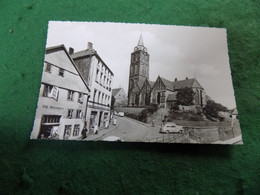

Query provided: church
[128,34,206,108]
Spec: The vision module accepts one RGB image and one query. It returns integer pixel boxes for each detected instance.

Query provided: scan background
[0,0,259,194]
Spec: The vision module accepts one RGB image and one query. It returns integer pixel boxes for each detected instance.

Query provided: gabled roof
[160,77,173,90]
[112,88,122,96]
[70,48,96,59]
[138,79,146,90]
[132,84,141,93]
[148,81,155,88]
[232,108,238,115]
[45,44,90,92]
[172,78,203,90]
[140,79,151,91]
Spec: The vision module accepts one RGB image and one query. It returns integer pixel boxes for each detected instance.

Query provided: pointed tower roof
[134,33,148,52]
[138,33,144,46]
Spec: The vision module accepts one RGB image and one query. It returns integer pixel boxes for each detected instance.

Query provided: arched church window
[134,79,137,87]
[131,80,134,88]
[135,65,138,75]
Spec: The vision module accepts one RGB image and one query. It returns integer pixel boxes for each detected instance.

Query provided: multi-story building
[31,45,91,140]
[70,43,114,131]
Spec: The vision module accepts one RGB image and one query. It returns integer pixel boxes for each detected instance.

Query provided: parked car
[103,136,123,142]
[159,122,183,134]
[117,112,124,117]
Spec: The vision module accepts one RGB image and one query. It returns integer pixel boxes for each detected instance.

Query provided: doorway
[98,111,103,127]
[157,92,161,104]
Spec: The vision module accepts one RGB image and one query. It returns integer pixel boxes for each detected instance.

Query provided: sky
[46,21,237,109]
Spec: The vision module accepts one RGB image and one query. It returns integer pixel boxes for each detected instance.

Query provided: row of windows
[64,124,80,137]
[97,61,112,79]
[45,63,64,77]
[95,68,112,90]
[42,84,84,103]
[67,109,83,119]
[93,89,110,105]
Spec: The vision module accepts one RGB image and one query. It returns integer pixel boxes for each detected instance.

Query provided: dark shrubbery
[147,103,158,114]
[168,111,204,121]
[203,100,227,121]
[124,104,158,123]
[171,104,179,111]
[139,109,149,123]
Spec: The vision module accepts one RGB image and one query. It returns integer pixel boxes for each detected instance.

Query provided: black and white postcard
[31,21,242,144]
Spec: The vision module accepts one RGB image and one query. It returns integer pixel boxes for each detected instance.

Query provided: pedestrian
[94,123,98,134]
[81,128,88,140]
[105,119,109,129]
[152,120,155,127]
[113,117,117,125]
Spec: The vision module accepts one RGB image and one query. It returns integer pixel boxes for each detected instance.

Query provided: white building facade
[31,45,90,140]
[71,43,114,131]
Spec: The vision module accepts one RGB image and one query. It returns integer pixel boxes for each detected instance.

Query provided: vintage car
[117,112,124,117]
[103,136,123,142]
[159,122,184,134]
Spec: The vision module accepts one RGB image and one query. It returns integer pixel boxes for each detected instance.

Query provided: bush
[171,103,179,111]
[203,100,226,121]
[138,109,149,123]
[147,103,158,114]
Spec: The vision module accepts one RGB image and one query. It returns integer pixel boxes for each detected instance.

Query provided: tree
[203,100,227,121]
[176,87,195,106]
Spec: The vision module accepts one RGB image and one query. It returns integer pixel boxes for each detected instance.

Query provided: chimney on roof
[174,77,178,82]
[88,42,93,50]
[69,47,74,54]
[186,77,188,80]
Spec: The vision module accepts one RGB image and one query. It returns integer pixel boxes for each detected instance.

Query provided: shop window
[41,115,61,124]
[73,124,80,136]
[64,125,72,138]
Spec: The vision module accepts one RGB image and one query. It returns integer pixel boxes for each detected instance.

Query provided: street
[96,117,151,142]
[84,116,242,144]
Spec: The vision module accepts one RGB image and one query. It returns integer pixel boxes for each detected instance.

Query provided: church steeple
[134,33,147,52]
[138,33,144,46]
[128,34,150,106]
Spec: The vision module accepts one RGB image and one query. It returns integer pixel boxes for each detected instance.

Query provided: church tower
[128,34,150,106]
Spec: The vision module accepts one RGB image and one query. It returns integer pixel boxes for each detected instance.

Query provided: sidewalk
[82,123,118,141]
[213,135,243,145]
